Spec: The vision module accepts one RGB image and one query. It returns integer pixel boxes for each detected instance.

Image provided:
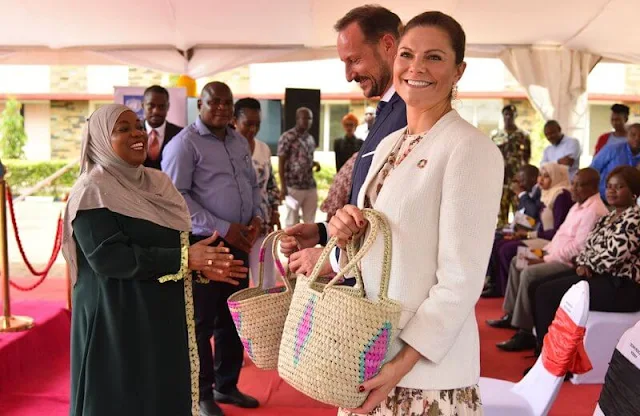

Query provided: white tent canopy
[0,0,636,75]
[0,0,637,145]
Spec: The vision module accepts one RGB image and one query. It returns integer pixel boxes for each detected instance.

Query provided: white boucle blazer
[352,110,504,390]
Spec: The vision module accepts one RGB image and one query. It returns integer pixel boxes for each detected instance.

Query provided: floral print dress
[339,130,483,416]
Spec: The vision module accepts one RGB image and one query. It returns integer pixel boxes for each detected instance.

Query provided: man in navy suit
[281,5,407,276]
[142,85,183,170]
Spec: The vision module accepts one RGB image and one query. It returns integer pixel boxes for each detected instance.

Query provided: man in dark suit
[142,85,183,170]
[280,5,407,277]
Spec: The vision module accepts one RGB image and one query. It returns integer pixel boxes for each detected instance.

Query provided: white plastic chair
[571,310,640,384]
[480,280,590,416]
[593,320,640,415]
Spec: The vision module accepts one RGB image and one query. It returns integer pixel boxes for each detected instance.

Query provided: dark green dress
[70,208,198,416]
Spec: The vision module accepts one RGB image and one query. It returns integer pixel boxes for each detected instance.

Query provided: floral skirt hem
[337,385,483,416]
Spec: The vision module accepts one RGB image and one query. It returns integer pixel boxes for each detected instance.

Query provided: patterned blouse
[277,127,317,190]
[320,153,357,219]
[577,205,640,283]
[365,129,424,208]
[491,128,531,186]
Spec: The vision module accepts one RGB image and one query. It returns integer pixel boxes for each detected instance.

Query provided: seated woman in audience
[483,162,573,297]
[591,123,640,203]
[531,166,640,353]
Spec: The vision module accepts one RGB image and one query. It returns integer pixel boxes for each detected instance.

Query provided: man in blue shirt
[162,81,262,416]
[541,120,582,179]
[591,123,640,203]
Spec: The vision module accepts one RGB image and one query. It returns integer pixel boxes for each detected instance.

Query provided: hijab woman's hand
[188,232,234,272]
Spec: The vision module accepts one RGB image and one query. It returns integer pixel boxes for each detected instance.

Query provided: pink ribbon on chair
[542,308,593,377]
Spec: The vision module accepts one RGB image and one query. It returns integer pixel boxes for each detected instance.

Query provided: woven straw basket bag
[277,209,401,408]
[227,230,296,370]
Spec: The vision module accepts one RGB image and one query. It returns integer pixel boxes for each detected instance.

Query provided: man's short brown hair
[334,5,402,44]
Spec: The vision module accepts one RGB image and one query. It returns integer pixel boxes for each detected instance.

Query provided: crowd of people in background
[481,101,640,379]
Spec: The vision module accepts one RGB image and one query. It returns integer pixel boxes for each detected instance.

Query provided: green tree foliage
[0,98,27,159]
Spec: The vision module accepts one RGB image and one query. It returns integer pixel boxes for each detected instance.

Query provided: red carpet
[1,277,601,415]
[0,300,70,416]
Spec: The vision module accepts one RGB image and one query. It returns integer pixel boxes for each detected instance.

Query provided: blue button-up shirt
[162,117,263,237]
[541,135,582,179]
[591,141,640,202]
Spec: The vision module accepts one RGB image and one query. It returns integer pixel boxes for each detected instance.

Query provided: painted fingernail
[358,385,365,392]
[358,221,365,227]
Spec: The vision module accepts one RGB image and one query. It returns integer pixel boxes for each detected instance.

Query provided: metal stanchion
[0,178,34,332]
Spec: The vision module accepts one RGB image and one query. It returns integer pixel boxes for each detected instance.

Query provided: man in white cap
[355,106,375,140]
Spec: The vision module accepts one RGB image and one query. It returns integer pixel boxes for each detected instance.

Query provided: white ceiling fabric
[0,0,635,76]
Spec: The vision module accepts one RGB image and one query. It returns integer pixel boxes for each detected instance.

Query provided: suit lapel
[357,128,403,207]
[366,93,399,142]
[351,92,400,176]
[161,123,180,151]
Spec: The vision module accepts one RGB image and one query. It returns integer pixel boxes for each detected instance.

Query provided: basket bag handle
[257,230,294,292]
[307,209,392,301]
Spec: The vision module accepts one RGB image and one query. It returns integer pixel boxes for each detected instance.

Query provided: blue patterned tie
[375,101,387,118]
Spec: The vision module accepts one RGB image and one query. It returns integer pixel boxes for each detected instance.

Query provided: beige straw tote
[277,209,401,408]
[227,230,296,370]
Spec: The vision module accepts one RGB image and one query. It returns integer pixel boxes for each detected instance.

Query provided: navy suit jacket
[349,92,407,205]
[144,121,183,170]
[317,92,407,247]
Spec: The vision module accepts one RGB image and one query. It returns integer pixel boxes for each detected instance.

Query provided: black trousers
[191,235,249,401]
[532,273,640,347]
[527,268,577,337]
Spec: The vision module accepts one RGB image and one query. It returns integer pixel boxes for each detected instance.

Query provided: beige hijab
[539,162,571,230]
[61,104,191,286]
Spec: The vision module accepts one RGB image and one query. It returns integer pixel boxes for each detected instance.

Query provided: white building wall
[23,102,51,160]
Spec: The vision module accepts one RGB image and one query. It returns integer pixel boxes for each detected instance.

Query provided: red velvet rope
[6,186,63,291]
[541,307,593,377]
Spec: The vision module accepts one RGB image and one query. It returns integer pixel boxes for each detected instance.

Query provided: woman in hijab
[62,104,248,416]
[486,162,573,298]
[535,162,573,236]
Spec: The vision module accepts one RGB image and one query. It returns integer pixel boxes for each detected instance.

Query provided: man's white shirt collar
[380,85,396,103]
[145,120,167,142]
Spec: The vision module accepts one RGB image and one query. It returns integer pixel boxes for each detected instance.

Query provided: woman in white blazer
[330,11,504,416]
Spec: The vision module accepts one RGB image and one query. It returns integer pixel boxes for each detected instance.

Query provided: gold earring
[452,84,458,101]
